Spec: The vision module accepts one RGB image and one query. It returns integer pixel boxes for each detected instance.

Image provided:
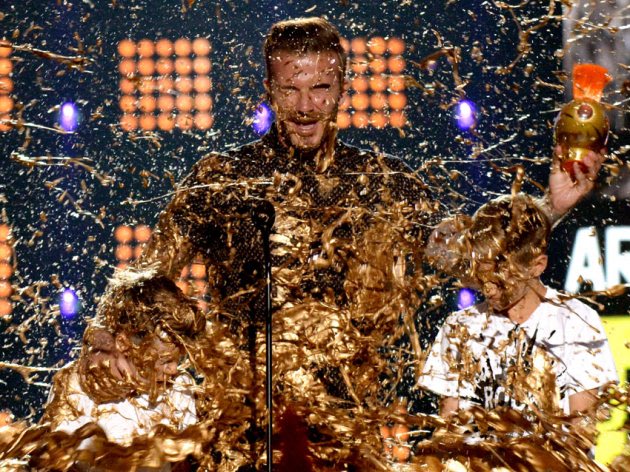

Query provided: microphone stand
[252,201,275,472]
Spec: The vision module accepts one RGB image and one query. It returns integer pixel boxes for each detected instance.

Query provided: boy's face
[476,265,529,312]
[472,254,547,313]
[125,334,182,384]
[114,331,183,388]
[146,336,182,382]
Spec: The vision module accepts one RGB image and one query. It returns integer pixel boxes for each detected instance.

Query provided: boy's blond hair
[94,266,204,343]
[465,194,550,281]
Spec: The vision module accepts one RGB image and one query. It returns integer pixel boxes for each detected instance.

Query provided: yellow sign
[596,315,629,464]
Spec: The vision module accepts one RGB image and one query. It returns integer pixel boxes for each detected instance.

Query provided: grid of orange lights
[114,225,209,311]
[0,41,13,133]
[0,224,13,319]
[338,37,407,129]
[117,38,213,132]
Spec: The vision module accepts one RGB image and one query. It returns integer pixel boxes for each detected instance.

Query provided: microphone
[251,200,275,235]
[250,199,275,472]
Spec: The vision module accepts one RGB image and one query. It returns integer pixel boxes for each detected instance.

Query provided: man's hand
[547,145,605,222]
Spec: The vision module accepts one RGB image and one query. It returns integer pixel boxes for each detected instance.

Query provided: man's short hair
[263,17,347,81]
[96,267,204,343]
[467,194,550,272]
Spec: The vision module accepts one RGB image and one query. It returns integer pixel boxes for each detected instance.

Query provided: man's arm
[138,152,236,279]
[424,216,471,277]
[138,173,199,279]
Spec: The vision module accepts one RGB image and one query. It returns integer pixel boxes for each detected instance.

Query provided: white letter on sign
[605,226,630,286]
[565,227,606,293]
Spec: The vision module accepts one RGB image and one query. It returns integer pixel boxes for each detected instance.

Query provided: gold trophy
[554,64,612,175]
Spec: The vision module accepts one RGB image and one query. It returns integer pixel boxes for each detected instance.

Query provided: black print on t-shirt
[472,326,540,410]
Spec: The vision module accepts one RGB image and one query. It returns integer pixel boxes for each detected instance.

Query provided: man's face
[267,50,344,151]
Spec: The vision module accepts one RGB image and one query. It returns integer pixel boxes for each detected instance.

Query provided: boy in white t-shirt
[419,194,618,418]
[43,270,205,470]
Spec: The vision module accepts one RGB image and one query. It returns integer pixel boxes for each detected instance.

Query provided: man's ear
[263,78,271,102]
[115,332,132,354]
[530,254,548,278]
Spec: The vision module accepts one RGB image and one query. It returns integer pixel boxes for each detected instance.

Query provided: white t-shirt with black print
[418,287,618,414]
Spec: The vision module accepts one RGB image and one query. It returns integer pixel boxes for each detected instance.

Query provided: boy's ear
[530,254,548,278]
[114,332,132,354]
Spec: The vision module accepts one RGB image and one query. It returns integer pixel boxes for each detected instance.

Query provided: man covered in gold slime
[86,17,604,470]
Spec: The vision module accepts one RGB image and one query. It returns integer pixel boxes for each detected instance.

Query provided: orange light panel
[0,224,13,319]
[192,38,212,56]
[339,36,407,129]
[0,41,13,133]
[134,224,151,243]
[156,39,173,57]
[157,113,175,131]
[117,38,213,132]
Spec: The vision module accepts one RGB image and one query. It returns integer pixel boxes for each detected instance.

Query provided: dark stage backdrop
[0,0,627,445]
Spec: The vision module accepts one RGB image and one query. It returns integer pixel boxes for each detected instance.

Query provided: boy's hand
[83,328,140,380]
[78,328,139,403]
[547,146,605,222]
[88,350,138,382]
[84,329,137,379]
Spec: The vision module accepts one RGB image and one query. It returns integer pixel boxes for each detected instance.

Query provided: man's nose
[296,90,315,113]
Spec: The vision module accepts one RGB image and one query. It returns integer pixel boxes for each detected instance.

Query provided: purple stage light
[457,288,476,309]
[58,102,79,132]
[455,99,476,130]
[59,288,80,319]
[252,103,273,135]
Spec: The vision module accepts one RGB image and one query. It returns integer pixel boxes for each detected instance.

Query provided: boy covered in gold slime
[419,194,617,419]
[43,269,204,471]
